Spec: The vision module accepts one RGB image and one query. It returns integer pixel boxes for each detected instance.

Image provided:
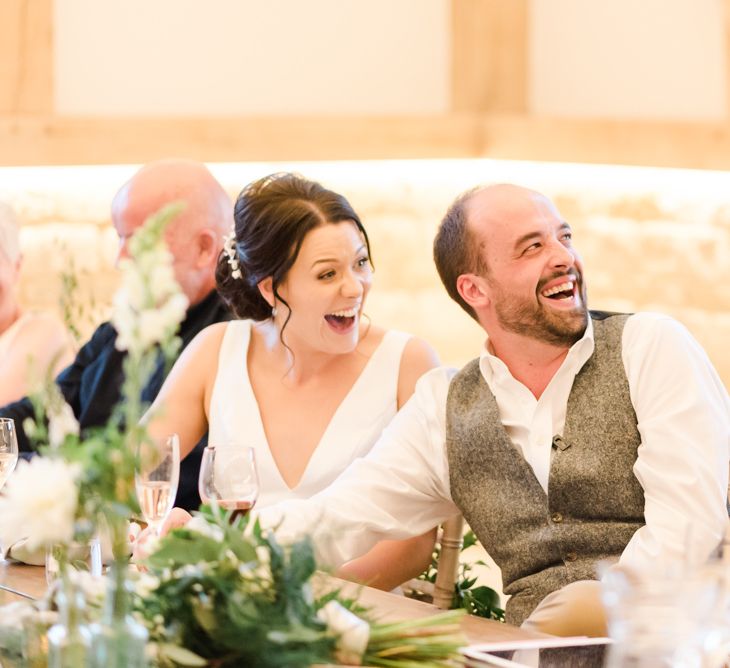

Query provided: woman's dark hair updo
[216,173,372,321]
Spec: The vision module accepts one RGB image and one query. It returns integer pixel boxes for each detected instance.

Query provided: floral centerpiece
[135,506,466,668]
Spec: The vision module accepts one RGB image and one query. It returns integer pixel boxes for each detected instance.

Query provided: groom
[251,183,730,635]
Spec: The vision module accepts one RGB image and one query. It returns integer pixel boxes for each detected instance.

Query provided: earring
[271,306,277,318]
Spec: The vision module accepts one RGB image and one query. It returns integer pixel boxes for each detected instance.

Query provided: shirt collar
[478,315,595,386]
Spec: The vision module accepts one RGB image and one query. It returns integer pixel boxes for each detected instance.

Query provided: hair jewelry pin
[223,231,242,280]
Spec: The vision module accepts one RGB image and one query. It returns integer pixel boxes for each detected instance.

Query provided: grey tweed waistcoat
[446,312,645,626]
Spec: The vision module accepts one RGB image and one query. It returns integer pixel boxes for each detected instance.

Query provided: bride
[142,173,439,589]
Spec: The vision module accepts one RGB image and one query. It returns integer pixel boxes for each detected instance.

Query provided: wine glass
[135,434,180,536]
[0,418,19,561]
[0,418,18,491]
[198,446,259,521]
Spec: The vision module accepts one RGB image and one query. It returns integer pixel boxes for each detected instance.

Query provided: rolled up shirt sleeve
[256,367,460,568]
[620,313,730,573]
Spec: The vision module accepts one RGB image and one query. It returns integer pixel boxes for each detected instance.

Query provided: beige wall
[52,0,725,121]
[529,0,726,120]
[54,0,450,116]
[4,158,729,388]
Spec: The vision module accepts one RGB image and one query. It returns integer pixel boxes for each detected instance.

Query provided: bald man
[256,183,730,635]
[1,159,233,510]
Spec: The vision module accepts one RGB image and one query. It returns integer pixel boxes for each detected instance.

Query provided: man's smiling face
[468,185,588,347]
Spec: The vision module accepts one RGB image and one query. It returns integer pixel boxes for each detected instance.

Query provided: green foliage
[138,507,336,668]
[137,508,466,668]
[58,244,96,347]
[414,529,505,622]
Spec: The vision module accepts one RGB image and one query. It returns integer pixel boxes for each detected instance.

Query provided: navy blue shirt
[0,290,232,511]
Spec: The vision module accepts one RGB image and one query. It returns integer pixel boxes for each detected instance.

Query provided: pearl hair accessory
[223,231,242,280]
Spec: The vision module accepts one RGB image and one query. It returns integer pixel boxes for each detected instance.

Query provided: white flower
[111,225,188,355]
[186,516,224,543]
[48,401,79,449]
[317,600,369,666]
[0,602,35,630]
[175,564,204,579]
[134,572,161,599]
[73,570,107,602]
[0,458,80,550]
[255,545,270,566]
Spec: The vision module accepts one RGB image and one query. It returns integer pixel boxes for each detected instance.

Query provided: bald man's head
[112,159,232,304]
[434,184,561,320]
[435,183,587,347]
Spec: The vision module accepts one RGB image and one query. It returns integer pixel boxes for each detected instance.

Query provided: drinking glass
[0,418,19,560]
[135,434,180,536]
[601,562,721,668]
[0,418,18,491]
[198,446,259,521]
[45,538,103,585]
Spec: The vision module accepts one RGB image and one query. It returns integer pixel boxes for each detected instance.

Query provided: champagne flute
[0,418,18,490]
[135,434,180,536]
[198,446,259,521]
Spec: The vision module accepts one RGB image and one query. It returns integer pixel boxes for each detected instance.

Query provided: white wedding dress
[208,320,411,507]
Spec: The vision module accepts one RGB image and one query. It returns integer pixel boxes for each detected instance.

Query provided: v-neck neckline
[242,322,392,492]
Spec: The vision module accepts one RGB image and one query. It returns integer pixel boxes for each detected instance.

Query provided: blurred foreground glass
[198,446,259,521]
[601,562,725,668]
[45,538,103,585]
[135,434,180,536]
[0,418,19,561]
[0,418,18,489]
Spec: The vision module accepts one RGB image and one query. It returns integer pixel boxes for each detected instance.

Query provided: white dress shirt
[259,313,730,576]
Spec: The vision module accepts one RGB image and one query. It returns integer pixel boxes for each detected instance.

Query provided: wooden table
[0,560,48,602]
[0,560,551,664]
[311,573,549,645]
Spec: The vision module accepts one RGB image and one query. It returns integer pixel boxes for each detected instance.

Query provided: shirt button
[551,512,563,523]
[565,551,577,563]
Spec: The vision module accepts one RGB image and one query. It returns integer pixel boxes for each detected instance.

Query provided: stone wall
[2,159,729,388]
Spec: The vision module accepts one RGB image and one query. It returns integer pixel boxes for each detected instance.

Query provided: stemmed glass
[0,418,18,490]
[0,418,19,560]
[135,434,180,536]
[198,446,259,521]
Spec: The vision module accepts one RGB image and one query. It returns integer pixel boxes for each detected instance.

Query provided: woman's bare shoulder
[168,321,232,375]
[396,334,440,408]
[188,320,231,351]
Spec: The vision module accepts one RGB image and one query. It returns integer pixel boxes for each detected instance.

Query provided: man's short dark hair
[433,186,485,321]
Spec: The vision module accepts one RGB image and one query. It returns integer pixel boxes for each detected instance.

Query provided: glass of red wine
[198,446,259,521]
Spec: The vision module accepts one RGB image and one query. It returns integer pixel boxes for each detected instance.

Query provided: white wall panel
[529,0,726,120]
[54,0,450,115]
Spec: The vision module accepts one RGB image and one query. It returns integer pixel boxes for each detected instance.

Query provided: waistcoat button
[565,551,577,562]
[551,512,563,523]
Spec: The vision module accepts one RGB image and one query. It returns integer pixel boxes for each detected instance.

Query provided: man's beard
[491,274,589,347]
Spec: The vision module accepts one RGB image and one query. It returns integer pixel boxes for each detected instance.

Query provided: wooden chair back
[432,514,465,609]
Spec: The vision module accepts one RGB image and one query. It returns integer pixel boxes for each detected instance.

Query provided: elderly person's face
[112,192,200,301]
[110,160,229,306]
